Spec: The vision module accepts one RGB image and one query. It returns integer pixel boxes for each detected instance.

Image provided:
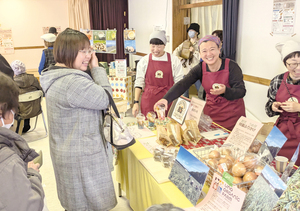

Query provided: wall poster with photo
[124,29,136,54]
[0,28,14,54]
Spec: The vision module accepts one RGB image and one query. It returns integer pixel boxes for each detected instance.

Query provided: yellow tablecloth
[116,138,194,211]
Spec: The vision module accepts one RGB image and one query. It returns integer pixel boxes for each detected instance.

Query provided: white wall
[237,0,300,123]
[128,0,173,67]
[0,0,68,69]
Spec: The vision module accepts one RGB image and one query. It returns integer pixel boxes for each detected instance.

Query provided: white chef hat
[11,60,26,76]
[275,40,300,61]
[41,33,56,42]
[149,30,167,45]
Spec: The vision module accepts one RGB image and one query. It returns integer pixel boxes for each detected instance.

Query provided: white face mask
[188,30,196,38]
[1,110,15,129]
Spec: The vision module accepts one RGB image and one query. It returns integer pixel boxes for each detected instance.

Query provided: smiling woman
[265,40,300,166]
[40,28,117,211]
[155,35,246,131]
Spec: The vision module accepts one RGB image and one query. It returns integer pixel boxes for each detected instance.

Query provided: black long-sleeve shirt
[163,58,246,103]
[0,54,14,79]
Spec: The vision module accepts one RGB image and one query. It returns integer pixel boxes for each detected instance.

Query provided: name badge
[155,70,163,78]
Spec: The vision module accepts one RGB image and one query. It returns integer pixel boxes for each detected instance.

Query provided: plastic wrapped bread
[167,122,182,146]
[182,120,202,145]
[156,125,172,147]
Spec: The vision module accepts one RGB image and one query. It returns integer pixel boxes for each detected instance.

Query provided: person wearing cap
[265,40,300,166]
[154,35,246,131]
[48,27,58,36]
[132,30,183,117]
[38,33,56,75]
[11,60,43,133]
[173,23,201,98]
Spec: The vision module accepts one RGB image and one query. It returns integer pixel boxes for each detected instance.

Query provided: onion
[218,158,233,170]
[225,155,235,163]
[222,148,232,156]
[239,187,249,193]
[207,159,218,169]
[232,162,246,177]
[254,165,264,176]
[243,172,257,182]
[209,150,221,159]
[243,154,258,170]
[233,177,243,184]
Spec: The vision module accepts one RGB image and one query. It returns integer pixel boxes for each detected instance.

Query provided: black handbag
[102,89,136,150]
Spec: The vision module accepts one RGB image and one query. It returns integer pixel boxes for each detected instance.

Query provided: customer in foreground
[154,35,246,131]
[40,28,117,211]
[266,40,300,166]
[0,72,44,211]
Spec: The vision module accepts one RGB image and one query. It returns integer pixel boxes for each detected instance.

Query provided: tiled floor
[24,99,134,211]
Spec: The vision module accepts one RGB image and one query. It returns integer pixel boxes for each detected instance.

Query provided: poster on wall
[106,30,117,54]
[272,0,296,34]
[80,29,117,54]
[0,28,14,54]
[42,26,61,35]
[124,29,136,54]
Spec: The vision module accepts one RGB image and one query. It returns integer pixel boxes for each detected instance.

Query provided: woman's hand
[189,46,194,52]
[272,101,283,113]
[132,103,139,117]
[153,99,168,111]
[28,161,40,172]
[281,101,300,113]
[210,84,226,95]
[89,51,99,69]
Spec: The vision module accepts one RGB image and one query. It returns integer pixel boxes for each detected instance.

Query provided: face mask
[1,110,14,129]
[188,30,196,38]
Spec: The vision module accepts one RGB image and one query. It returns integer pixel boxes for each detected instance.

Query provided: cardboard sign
[115,59,127,77]
[168,96,191,125]
[185,97,206,125]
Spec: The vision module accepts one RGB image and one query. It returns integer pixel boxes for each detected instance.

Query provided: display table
[116,122,229,210]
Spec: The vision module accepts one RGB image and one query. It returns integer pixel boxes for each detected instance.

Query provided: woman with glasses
[266,40,300,166]
[40,28,117,211]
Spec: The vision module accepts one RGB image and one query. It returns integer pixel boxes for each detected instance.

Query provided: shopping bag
[102,89,136,150]
[180,40,192,59]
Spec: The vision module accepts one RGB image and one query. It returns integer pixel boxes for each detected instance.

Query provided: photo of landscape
[169,146,209,205]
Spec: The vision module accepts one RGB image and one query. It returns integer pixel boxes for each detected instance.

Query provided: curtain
[222,0,239,61]
[68,0,91,30]
[190,2,222,39]
[89,0,128,64]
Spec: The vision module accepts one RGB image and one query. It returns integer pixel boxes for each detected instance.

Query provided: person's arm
[223,60,246,100]
[265,74,283,117]
[132,56,148,116]
[163,63,202,104]
[172,42,184,60]
[132,87,142,117]
[38,51,46,75]
[0,156,44,211]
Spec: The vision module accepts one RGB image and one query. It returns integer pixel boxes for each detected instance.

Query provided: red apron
[275,72,300,166]
[202,59,245,131]
[141,53,174,116]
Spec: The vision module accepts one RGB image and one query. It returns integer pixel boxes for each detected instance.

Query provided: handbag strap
[104,89,121,118]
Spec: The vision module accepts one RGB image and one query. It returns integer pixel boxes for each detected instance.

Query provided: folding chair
[19,90,48,141]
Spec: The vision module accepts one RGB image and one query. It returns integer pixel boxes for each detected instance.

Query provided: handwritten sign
[185,97,205,124]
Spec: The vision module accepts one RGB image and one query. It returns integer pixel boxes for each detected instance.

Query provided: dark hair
[54,28,90,68]
[0,72,19,118]
[283,51,300,66]
[150,38,165,45]
[212,30,223,42]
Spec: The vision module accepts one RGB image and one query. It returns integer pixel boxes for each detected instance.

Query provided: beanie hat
[149,30,167,45]
[276,40,300,61]
[41,33,56,42]
[11,60,26,76]
[187,23,200,34]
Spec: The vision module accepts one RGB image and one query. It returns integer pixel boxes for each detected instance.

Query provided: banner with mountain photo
[169,146,209,205]
[124,29,136,54]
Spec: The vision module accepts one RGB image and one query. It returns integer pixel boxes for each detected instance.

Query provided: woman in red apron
[132,31,183,117]
[266,40,300,166]
[155,35,246,131]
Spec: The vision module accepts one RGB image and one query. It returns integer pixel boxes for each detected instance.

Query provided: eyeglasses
[286,62,300,69]
[78,48,94,55]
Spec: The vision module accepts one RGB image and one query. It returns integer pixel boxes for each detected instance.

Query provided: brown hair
[53,28,90,68]
[0,72,19,118]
